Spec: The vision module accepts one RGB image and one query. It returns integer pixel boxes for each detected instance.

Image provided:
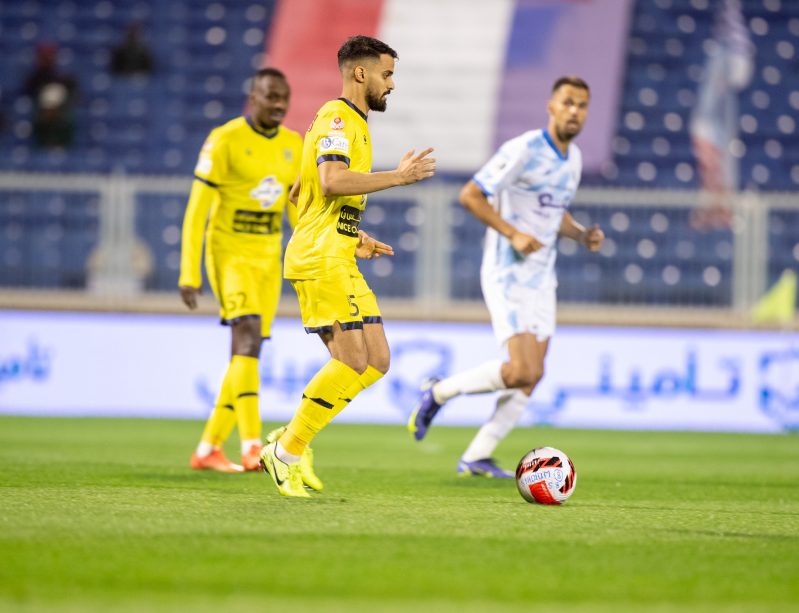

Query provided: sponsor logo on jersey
[538,192,571,210]
[232,209,278,235]
[319,136,350,155]
[250,175,284,209]
[330,116,345,130]
[336,204,362,237]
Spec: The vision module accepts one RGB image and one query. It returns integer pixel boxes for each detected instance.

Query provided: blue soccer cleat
[407,377,443,441]
[457,457,514,479]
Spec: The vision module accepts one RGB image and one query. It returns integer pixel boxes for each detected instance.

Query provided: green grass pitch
[1,416,798,612]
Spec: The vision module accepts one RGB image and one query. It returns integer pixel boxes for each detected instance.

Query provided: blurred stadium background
[0,0,797,425]
[3,4,799,610]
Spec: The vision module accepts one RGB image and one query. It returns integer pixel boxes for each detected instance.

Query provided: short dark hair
[254,67,287,82]
[337,35,398,68]
[552,76,590,94]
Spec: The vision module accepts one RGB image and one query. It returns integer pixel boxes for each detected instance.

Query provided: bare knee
[502,362,544,389]
[369,354,390,375]
[231,317,262,357]
[338,354,368,375]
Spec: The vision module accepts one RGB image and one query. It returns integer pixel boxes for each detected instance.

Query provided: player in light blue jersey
[409,76,605,477]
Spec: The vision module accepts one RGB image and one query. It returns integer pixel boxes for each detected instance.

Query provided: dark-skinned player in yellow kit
[179,68,320,489]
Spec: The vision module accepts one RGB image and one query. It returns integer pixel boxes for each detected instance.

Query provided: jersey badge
[195,155,212,175]
[330,116,345,130]
[250,175,284,210]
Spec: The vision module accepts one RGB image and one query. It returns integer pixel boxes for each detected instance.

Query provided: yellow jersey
[284,98,372,279]
[179,116,302,287]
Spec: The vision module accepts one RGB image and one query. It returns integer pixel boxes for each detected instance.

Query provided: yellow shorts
[291,263,382,334]
[205,246,281,338]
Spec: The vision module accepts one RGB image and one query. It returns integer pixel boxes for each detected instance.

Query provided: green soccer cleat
[299,446,323,491]
[266,426,324,491]
[259,441,310,498]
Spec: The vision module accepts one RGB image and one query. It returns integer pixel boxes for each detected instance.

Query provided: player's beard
[366,87,388,112]
[557,120,582,143]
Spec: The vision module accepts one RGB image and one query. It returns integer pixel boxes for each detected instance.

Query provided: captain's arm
[317,160,403,197]
[317,147,435,197]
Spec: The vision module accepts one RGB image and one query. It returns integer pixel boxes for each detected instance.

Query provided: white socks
[275,440,301,465]
[432,360,506,404]
[240,438,261,454]
[196,441,216,457]
[198,440,264,457]
[461,389,529,462]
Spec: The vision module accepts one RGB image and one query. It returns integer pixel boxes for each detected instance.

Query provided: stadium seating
[0,190,99,288]
[451,200,735,306]
[3,0,795,187]
[612,0,799,190]
[0,0,795,306]
[0,0,277,174]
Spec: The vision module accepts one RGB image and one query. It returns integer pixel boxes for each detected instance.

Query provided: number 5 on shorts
[347,294,360,317]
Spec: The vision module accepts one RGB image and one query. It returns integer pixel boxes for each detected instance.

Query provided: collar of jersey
[337,98,368,123]
[245,116,279,139]
[542,129,568,161]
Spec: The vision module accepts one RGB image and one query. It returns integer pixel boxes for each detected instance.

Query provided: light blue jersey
[473,129,582,290]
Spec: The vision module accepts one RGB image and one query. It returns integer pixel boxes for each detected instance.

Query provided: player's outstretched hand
[510,230,543,255]
[180,286,201,310]
[396,148,436,185]
[581,224,605,252]
[356,230,395,260]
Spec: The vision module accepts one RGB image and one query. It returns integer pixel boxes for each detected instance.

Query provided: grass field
[1,416,798,612]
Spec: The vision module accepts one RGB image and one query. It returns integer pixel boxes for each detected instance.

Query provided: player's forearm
[320,167,401,197]
[558,211,586,242]
[288,176,300,204]
[459,182,517,239]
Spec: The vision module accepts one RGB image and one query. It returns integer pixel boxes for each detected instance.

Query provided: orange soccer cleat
[190,448,245,473]
[241,443,263,472]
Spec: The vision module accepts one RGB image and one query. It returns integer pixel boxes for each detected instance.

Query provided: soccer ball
[515,447,577,505]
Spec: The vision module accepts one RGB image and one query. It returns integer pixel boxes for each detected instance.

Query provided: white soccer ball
[515,446,577,505]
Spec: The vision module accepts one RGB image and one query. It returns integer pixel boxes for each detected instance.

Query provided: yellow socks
[199,355,261,449]
[340,365,384,409]
[280,359,361,456]
[199,359,384,456]
[199,364,237,448]
[229,355,262,442]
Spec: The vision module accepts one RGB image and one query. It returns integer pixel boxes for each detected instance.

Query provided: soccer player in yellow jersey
[179,68,312,476]
[259,36,436,497]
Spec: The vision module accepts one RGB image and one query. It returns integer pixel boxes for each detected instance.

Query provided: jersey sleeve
[472,135,529,197]
[178,180,216,287]
[314,111,356,168]
[180,128,225,287]
[572,145,583,186]
[193,128,228,187]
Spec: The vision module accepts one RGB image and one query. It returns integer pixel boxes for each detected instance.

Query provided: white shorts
[481,275,556,346]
